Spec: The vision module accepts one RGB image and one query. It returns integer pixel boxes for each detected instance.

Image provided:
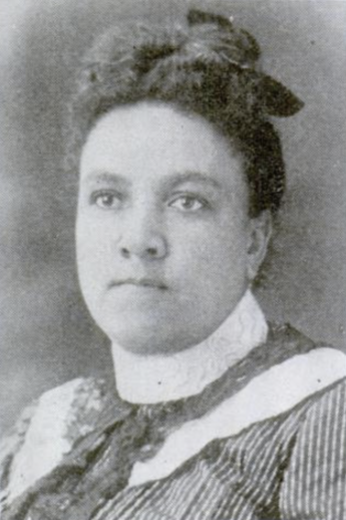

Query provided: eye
[90,190,122,210]
[169,194,208,212]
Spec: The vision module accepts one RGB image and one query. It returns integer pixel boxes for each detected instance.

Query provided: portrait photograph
[0,0,345,518]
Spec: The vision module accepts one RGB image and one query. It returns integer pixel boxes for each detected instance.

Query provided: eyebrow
[83,170,222,190]
[168,171,222,191]
[83,171,130,187]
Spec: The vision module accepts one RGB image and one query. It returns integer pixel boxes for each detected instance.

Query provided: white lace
[112,289,268,404]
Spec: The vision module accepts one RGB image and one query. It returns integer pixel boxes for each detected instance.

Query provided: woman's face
[76,101,269,355]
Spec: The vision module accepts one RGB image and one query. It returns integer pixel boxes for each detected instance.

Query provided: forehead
[79,101,246,192]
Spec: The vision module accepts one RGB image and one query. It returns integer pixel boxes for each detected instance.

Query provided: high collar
[111,289,268,404]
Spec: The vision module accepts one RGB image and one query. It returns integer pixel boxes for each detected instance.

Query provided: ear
[246,210,272,282]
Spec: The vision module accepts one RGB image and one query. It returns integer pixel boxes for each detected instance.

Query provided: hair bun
[187,8,233,29]
[186,8,303,117]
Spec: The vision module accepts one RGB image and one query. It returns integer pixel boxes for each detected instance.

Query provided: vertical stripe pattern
[90,378,346,520]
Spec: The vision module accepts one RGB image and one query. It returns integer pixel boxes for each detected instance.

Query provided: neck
[111,289,268,404]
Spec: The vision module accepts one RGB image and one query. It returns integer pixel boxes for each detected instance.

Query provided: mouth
[108,278,168,290]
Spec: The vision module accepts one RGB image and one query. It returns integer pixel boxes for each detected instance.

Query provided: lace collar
[111,289,268,404]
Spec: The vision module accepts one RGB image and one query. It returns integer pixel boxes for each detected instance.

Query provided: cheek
[170,219,249,281]
[75,214,111,280]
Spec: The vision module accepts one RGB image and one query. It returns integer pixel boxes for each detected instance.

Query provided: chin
[110,329,172,356]
[104,315,200,356]
[92,301,228,355]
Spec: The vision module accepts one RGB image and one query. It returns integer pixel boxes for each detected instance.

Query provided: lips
[108,277,168,290]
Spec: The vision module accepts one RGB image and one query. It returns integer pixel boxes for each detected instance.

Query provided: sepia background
[1,0,346,431]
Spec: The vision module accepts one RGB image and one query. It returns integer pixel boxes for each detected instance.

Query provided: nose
[118,211,168,261]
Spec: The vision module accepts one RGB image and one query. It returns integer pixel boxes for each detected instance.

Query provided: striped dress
[93,378,346,520]
[1,325,346,520]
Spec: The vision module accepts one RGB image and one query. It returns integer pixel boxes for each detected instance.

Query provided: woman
[1,8,345,520]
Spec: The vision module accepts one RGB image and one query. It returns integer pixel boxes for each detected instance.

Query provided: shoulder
[222,324,346,435]
[201,334,346,465]
[293,374,346,441]
[271,375,346,517]
[220,341,346,483]
[262,323,346,413]
[128,336,346,487]
[0,376,123,505]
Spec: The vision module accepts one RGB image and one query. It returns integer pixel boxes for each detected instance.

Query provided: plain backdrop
[1,0,346,431]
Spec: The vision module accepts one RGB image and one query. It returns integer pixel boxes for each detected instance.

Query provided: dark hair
[68,9,303,216]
